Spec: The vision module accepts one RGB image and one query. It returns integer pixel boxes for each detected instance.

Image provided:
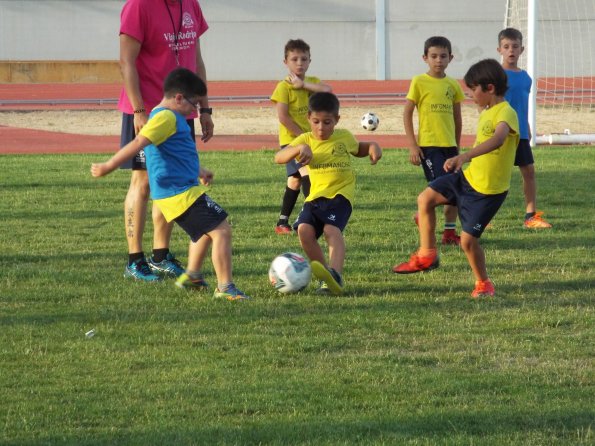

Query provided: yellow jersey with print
[271,76,321,145]
[463,101,519,195]
[291,129,360,204]
[406,73,465,147]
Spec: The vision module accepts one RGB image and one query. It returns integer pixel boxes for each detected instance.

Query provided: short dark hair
[464,58,508,96]
[424,36,452,55]
[498,27,524,45]
[163,67,207,98]
[308,92,340,116]
[284,39,310,59]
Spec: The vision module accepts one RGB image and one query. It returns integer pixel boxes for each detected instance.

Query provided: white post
[527,0,537,146]
[375,0,386,80]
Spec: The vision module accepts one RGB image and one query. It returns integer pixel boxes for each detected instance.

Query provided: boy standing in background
[271,39,332,234]
[403,36,465,245]
[497,28,552,228]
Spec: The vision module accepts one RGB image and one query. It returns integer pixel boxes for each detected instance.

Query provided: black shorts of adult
[119,113,196,170]
[278,145,306,178]
[174,194,228,242]
[294,194,352,239]
[420,146,459,182]
[514,139,534,167]
[429,171,508,238]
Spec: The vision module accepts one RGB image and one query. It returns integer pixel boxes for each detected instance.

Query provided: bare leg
[186,234,212,272]
[417,187,449,249]
[152,204,174,250]
[519,164,537,214]
[298,224,326,265]
[207,220,233,285]
[444,204,458,226]
[324,225,345,273]
[460,232,488,281]
[124,170,150,254]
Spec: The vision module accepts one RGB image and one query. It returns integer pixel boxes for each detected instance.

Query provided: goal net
[504,0,595,144]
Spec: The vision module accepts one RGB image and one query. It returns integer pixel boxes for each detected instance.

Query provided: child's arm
[355,142,382,165]
[403,99,423,165]
[199,166,213,186]
[287,73,332,93]
[454,102,462,150]
[91,135,151,177]
[276,102,303,138]
[444,121,512,173]
[274,144,313,165]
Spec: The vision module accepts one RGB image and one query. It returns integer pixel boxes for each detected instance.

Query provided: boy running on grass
[275,92,382,295]
[91,68,249,301]
[393,59,519,298]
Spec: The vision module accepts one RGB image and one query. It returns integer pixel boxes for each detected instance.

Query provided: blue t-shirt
[504,69,531,139]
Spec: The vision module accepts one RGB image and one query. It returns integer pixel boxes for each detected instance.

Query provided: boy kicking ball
[393,59,519,298]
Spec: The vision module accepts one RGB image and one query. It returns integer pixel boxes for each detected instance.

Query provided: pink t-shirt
[118,0,208,114]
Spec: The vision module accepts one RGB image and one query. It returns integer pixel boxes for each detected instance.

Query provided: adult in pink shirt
[118,0,214,281]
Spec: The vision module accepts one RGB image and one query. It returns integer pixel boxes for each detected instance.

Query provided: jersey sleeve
[453,80,465,104]
[270,81,289,104]
[119,0,144,43]
[138,109,177,146]
[406,77,419,103]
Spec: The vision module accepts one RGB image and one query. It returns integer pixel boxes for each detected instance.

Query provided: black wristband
[133,108,145,114]
[199,107,213,115]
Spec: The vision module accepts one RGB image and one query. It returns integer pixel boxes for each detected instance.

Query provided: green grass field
[0,147,593,445]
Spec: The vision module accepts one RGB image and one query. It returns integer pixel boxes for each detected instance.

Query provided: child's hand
[90,162,112,177]
[408,145,424,166]
[444,153,469,173]
[287,72,304,90]
[199,167,214,186]
[369,144,382,165]
[296,145,313,165]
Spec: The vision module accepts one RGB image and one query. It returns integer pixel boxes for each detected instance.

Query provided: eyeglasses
[183,96,199,110]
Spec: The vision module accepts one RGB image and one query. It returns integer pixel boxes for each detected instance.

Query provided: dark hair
[464,59,508,96]
[498,27,524,45]
[424,36,452,55]
[308,92,340,116]
[284,39,311,59]
[163,67,207,98]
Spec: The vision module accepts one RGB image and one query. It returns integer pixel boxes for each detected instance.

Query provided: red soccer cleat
[441,230,461,246]
[393,251,439,274]
[471,279,495,298]
[275,224,292,234]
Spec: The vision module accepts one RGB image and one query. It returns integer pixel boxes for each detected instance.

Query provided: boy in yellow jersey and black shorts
[275,93,382,295]
[271,39,332,234]
[403,36,465,245]
[394,59,519,299]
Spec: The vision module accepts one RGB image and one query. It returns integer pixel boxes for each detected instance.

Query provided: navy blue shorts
[421,146,459,182]
[173,194,228,242]
[514,139,534,167]
[278,145,305,177]
[119,113,196,170]
[429,171,508,238]
[294,194,352,239]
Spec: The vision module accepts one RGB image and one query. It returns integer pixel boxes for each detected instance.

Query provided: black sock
[278,187,300,225]
[152,248,169,263]
[525,212,536,220]
[301,175,311,198]
[128,252,145,266]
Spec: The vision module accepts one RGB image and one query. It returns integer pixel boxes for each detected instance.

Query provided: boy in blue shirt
[91,68,249,301]
[498,28,552,228]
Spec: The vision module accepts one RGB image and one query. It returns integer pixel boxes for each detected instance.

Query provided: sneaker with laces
[175,273,209,291]
[393,251,439,274]
[315,281,330,295]
[213,284,250,301]
[310,261,343,295]
[275,224,292,234]
[148,252,185,278]
[524,211,552,229]
[124,258,161,282]
[441,230,461,246]
[471,279,495,298]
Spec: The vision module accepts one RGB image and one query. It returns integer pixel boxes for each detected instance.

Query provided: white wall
[1,0,593,80]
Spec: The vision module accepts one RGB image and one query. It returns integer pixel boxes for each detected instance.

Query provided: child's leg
[124,170,150,255]
[323,225,345,273]
[519,164,536,214]
[297,223,325,265]
[186,234,212,273]
[152,203,174,250]
[298,166,310,198]
[418,187,448,250]
[277,175,301,228]
[459,232,488,281]
[206,220,233,286]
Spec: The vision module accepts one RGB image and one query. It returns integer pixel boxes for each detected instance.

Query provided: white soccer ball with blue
[268,252,312,293]
[361,111,379,131]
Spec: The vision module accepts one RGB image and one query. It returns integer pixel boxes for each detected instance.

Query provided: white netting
[504,0,595,139]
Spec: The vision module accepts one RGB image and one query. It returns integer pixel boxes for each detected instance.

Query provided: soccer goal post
[504,0,595,145]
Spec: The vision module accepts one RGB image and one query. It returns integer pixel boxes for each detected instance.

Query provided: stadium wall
[0,0,591,83]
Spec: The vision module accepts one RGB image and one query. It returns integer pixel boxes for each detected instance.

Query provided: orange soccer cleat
[471,279,495,298]
[524,211,552,229]
[393,251,439,274]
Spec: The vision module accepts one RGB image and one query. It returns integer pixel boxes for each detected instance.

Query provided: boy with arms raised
[497,27,552,228]
[275,92,382,295]
[91,68,249,301]
[393,59,519,298]
[271,39,332,234]
[404,36,465,245]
